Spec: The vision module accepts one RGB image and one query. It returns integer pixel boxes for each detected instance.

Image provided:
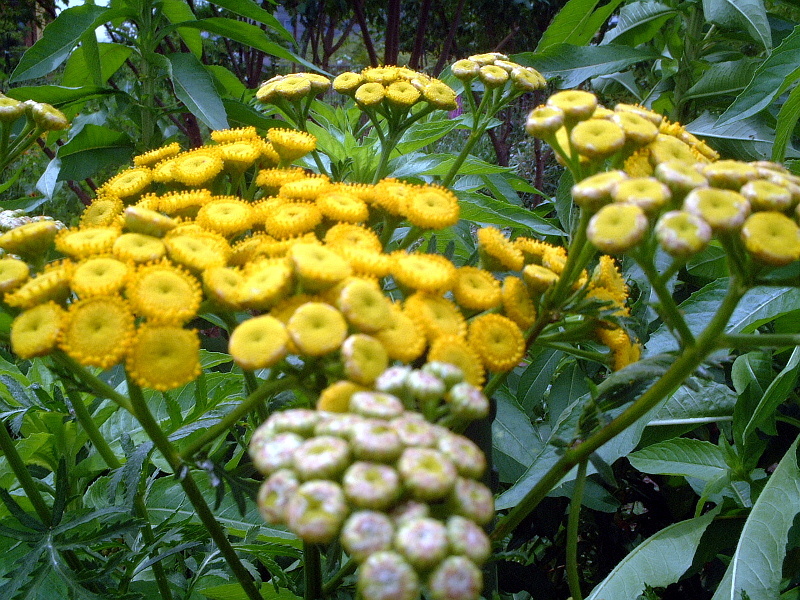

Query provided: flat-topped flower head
[615,103,663,126]
[81,196,124,228]
[451,59,480,80]
[210,127,258,143]
[355,82,386,106]
[342,462,401,511]
[683,188,750,232]
[56,226,120,259]
[257,469,299,525]
[428,556,483,600]
[572,170,628,212]
[171,149,224,186]
[612,177,671,214]
[587,203,649,254]
[501,275,537,329]
[570,118,626,160]
[123,206,176,238]
[392,252,456,293]
[274,75,312,101]
[287,302,349,356]
[446,516,491,566]
[478,64,509,87]
[427,334,485,388]
[0,96,26,122]
[522,264,559,293]
[217,139,262,173]
[239,260,293,309]
[342,334,389,385]
[4,262,73,309]
[398,447,457,501]
[290,243,352,291]
[477,227,524,271]
[99,168,152,201]
[267,128,317,163]
[0,258,29,294]
[0,220,59,259]
[202,266,243,309]
[363,66,400,84]
[196,198,253,237]
[655,210,712,257]
[422,80,458,110]
[468,313,525,372]
[286,480,348,544]
[394,517,449,570]
[341,511,395,563]
[338,278,392,333]
[113,233,166,264]
[127,262,201,323]
[316,190,369,222]
[653,160,707,199]
[126,325,201,390]
[511,66,546,91]
[741,211,800,266]
[134,142,181,168]
[741,179,794,211]
[546,90,597,122]
[646,134,697,167]
[59,296,134,369]
[374,303,427,363]
[71,256,129,297]
[264,202,323,238]
[526,105,564,138]
[452,266,501,310]
[165,231,231,271]
[280,175,332,201]
[358,552,419,600]
[11,302,64,359]
[386,81,421,106]
[404,186,460,230]
[703,160,758,190]
[404,293,466,341]
[612,111,658,147]
[229,315,289,370]
[28,101,69,130]
[332,71,363,95]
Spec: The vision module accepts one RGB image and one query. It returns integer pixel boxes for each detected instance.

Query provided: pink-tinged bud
[421,362,464,389]
[285,480,348,544]
[343,461,402,510]
[394,517,449,570]
[427,556,483,600]
[266,408,321,436]
[293,436,351,480]
[341,511,395,563]
[447,478,494,526]
[389,500,430,526]
[406,370,446,403]
[437,433,486,479]
[446,516,491,566]
[446,383,489,421]
[358,551,420,600]
[398,448,457,501]
[391,416,437,448]
[351,420,404,462]
[257,469,299,524]
[250,431,303,475]
[350,391,405,420]
[314,412,365,438]
[375,365,413,396]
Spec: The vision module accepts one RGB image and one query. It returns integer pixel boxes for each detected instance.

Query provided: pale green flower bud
[358,551,420,600]
[375,365,413,396]
[741,179,794,211]
[341,511,395,562]
[437,433,486,479]
[570,118,625,160]
[390,500,430,526]
[450,59,480,80]
[546,90,597,122]
[26,100,69,131]
[406,370,446,404]
[286,480,348,544]
[257,469,299,524]
[446,382,489,421]
[343,461,401,510]
[478,65,509,88]
[447,478,494,526]
[250,431,303,475]
[351,420,403,462]
[446,516,491,566]
[427,556,483,600]
[683,187,750,232]
[525,105,564,138]
[511,67,546,92]
[612,177,671,214]
[654,160,707,199]
[314,412,365,438]
[293,435,351,480]
[0,96,26,123]
[350,391,405,420]
[421,361,464,389]
[393,517,449,570]
[398,448,457,501]
[655,210,711,257]
[267,408,320,436]
[572,170,628,212]
[390,415,437,448]
[587,203,649,254]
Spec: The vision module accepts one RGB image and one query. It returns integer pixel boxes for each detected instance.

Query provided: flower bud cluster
[250,399,493,600]
[332,66,458,111]
[451,53,546,93]
[256,72,331,103]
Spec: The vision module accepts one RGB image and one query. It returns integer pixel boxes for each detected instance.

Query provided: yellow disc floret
[126,325,201,391]
[127,262,202,323]
[11,302,65,359]
[59,296,134,368]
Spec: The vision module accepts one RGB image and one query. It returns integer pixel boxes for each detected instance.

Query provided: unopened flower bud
[351,420,403,462]
[341,511,395,562]
[478,65,509,88]
[333,72,363,95]
[0,96,26,123]
[398,448,457,501]
[702,160,759,189]
[343,461,402,510]
[27,101,69,130]
[375,365,413,396]
[511,67,546,92]
[390,500,430,526]
[446,516,491,566]
[421,361,464,389]
[437,433,486,479]
[447,478,494,525]
[741,179,793,211]
[570,119,625,160]
[683,188,750,232]
[343,334,389,385]
[391,415,437,448]
[525,105,564,138]
[451,59,480,80]
[427,556,483,600]
[446,382,489,421]
[611,111,658,147]
[250,431,304,475]
[285,480,348,544]
[571,170,628,212]
[358,551,420,600]
[655,210,711,257]
[314,412,365,438]
[393,517,449,570]
[293,435,351,480]
[406,370,446,404]
[257,469,299,524]
[587,203,649,254]
[267,408,320,436]
[612,177,671,214]
[350,391,405,420]
[546,90,597,122]
[654,160,707,198]
[741,211,800,266]
[124,206,176,237]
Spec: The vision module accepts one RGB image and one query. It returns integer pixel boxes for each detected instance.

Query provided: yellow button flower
[287,302,349,356]
[587,203,649,254]
[229,315,289,370]
[59,296,134,369]
[126,325,201,391]
[655,210,711,257]
[468,313,525,372]
[683,188,750,232]
[741,211,800,266]
[11,302,65,359]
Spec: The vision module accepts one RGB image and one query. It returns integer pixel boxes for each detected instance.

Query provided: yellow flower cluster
[527,91,800,268]
[256,72,331,103]
[451,52,546,93]
[333,66,458,111]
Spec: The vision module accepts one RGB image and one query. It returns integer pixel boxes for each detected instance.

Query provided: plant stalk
[0,422,52,526]
[565,460,588,600]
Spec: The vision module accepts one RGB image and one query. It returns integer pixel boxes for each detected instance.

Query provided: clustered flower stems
[0,94,69,173]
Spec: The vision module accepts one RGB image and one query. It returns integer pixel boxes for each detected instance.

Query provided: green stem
[180,376,296,459]
[718,333,800,350]
[0,422,52,526]
[441,128,482,188]
[538,341,610,364]
[546,210,593,307]
[52,352,133,412]
[322,558,357,596]
[491,278,746,541]
[304,543,323,600]
[565,460,588,600]
[125,372,264,600]
[1,124,44,170]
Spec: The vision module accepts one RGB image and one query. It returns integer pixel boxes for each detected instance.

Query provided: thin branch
[352,0,378,66]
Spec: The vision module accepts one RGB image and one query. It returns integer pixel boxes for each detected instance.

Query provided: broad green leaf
[772,81,800,162]
[717,25,800,125]
[395,120,460,155]
[686,243,728,279]
[602,2,678,47]
[208,65,248,97]
[493,397,543,483]
[712,435,800,600]
[593,71,643,101]
[646,279,800,354]
[5,85,113,105]
[221,98,282,130]
[687,111,775,144]
[547,361,590,428]
[586,508,719,599]
[161,0,203,58]
[703,0,771,48]
[206,0,295,44]
[650,377,737,423]
[458,191,565,236]
[9,4,108,82]
[536,0,626,51]
[36,157,62,202]
[166,53,229,131]
[518,348,564,415]
[740,345,800,440]
[683,59,759,101]
[628,438,728,481]
[61,43,132,87]
[56,124,133,181]
[731,350,772,397]
[516,44,659,88]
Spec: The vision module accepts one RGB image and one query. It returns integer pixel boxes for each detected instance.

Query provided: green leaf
[629,438,728,480]
[740,345,800,440]
[586,508,719,599]
[772,81,800,162]
[56,124,134,181]
[711,435,800,600]
[703,0,771,49]
[646,279,800,354]
[602,2,678,47]
[61,42,132,87]
[6,85,113,105]
[221,99,282,130]
[161,0,203,58]
[731,350,772,397]
[547,361,590,428]
[516,44,659,88]
[650,377,737,423]
[458,191,565,236]
[205,0,295,44]
[683,59,760,101]
[200,583,301,600]
[394,120,460,155]
[687,111,775,144]
[518,348,564,415]
[686,243,728,279]
[717,26,800,125]
[166,53,229,131]
[535,0,626,51]
[493,396,543,483]
[9,4,108,82]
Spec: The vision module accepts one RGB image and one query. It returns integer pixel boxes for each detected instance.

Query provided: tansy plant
[1,60,800,600]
